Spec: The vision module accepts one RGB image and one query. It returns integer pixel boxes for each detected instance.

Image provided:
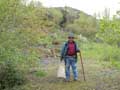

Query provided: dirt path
[27,57,120,90]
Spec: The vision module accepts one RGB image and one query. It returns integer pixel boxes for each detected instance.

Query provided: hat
[68,32,74,38]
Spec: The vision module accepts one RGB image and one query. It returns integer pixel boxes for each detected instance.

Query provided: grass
[15,57,120,90]
[4,41,120,90]
[79,42,120,68]
[34,70,47,77]
[2,38,120,90]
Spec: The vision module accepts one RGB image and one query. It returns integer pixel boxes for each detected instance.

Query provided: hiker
[60,33,80,81]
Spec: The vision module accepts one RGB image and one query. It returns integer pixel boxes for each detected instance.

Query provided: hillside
[47,6,97,36]
[0,0,120,90]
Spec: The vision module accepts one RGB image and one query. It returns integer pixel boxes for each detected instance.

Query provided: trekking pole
[79,51,86,81]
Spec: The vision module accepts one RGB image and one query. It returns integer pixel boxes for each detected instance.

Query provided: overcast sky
[28,0,120,17]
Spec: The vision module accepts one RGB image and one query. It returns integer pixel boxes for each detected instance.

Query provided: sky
[28,0,120,18]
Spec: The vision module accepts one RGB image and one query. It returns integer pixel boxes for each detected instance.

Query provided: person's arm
[76,43,80,53]
[60,43,66,61]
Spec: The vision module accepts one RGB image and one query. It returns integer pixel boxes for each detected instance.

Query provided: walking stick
[79,51,86,81]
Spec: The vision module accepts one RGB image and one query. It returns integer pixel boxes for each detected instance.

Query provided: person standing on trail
[60,33,80,81]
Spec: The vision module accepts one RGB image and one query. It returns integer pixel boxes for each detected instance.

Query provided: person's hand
[77,50,80,52]
[60,58,63,62]
[75,59,77,63]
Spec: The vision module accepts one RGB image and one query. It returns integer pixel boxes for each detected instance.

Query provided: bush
[0,60,26,90]
[100,46,120,61]
[81,42,120,68]
[100,47,120,68]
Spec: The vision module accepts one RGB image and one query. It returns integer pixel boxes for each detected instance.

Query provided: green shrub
[100,46,120,61]
[81,42,120,68]
[0,60,26,90]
